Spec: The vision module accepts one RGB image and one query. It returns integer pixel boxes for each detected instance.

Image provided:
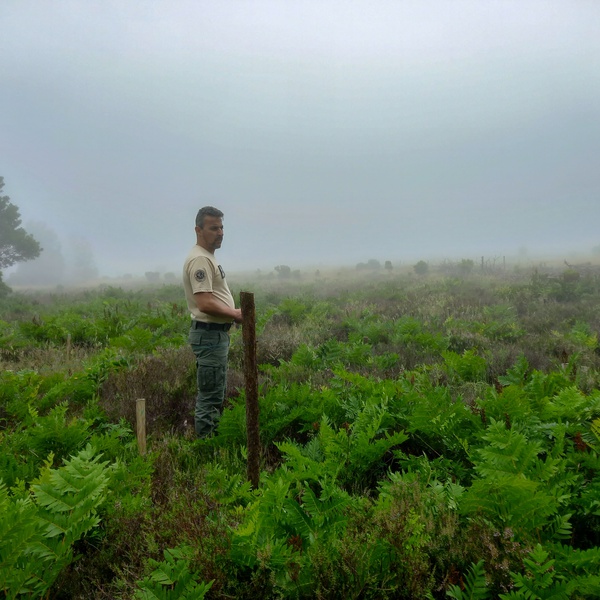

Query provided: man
[183,206,243,438]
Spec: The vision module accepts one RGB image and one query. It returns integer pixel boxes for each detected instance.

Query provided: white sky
[1,0,599,277]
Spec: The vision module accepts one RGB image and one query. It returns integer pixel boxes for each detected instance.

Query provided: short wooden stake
[136,398,146,455]
[240,291,260,489]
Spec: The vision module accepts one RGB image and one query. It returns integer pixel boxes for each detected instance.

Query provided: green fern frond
[0,481,44,598]
[284,495,315,542]
[543,513,573,542]
[446,559,489,599]
[503,544,578,600]
[551,542,600,582]
[135,545,214,600]
[0,445,112,599]
[548,387,588,422]
[475,420,543,478]
[204,464,253,505]
[32,445,110,543]
[589,418,600,451]
[497,355,530,388]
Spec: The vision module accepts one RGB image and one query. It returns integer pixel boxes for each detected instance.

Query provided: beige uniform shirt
[183,245,235,323]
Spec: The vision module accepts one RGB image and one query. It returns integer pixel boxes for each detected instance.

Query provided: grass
[2,262,600,598]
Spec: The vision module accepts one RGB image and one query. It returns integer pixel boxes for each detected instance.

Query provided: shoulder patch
[194,269,207,283]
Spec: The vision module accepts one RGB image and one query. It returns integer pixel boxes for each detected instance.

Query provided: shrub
[414,260,429,275]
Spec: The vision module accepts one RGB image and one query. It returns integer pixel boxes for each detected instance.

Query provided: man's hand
[195,292,243,323]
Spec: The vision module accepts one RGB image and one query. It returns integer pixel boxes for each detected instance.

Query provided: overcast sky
[2,0,599,278]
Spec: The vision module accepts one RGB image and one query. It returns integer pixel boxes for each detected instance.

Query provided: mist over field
[2,1,600,286]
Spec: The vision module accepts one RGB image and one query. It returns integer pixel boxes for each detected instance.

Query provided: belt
[191,320,232,331]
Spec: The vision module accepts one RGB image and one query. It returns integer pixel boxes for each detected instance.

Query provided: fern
[134,545,213,600]
[284,484,351,545]
[549,543,600,596]
[230,471,353,595]
[0,482,44,598]
[587,417,600,453]
[204,463,254,505]
[26,402,92,468]
[409,382,481,460]
[543,513,572,542]
[446,560,489,599]
[474,421,544,479]
[497,354,530,388]
[524,370,571,413]
[277,438,333,484]
[461,421,570,534]
[32,445,110,540]
[0,445,111,599]
[567,321,598,350]
[500,544,574,600]
[498,543,600,598]
[443,349,487,383]
[548,387,588,422]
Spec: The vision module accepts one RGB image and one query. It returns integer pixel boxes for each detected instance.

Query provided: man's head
[195,206,225,253]
[195,206,224,228]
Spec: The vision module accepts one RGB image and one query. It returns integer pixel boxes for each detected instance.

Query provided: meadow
[1,262,600,599]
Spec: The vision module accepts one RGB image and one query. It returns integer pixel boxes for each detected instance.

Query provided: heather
[1,264,600,599]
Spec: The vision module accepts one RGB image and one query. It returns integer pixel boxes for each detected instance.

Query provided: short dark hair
[195,206,224,228]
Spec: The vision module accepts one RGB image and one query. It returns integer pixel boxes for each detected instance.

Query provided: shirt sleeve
[187,255,214,293]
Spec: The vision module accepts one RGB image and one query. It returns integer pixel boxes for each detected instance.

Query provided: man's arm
[194,292,243,323]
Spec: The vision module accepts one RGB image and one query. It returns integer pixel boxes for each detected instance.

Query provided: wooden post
[240,291,260,489]
[136,398,146,455]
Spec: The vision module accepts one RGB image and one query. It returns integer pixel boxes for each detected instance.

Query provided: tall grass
[2,265,600,598]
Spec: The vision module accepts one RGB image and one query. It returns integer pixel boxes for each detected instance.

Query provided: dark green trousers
[189,328,230,438]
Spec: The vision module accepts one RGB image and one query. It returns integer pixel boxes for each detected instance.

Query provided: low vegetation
[1,263,600,598]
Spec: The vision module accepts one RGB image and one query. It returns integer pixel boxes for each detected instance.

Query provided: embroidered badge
[194,269,206,282]
[218,265,226,278]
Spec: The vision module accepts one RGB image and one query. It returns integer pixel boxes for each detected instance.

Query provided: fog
[2,1,600,284]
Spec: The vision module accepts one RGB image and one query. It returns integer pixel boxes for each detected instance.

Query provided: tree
[8,221,65,286]
[413,260,429,276]
[274,265,291,279]
[0,272,10,298]
[0,177,41,270]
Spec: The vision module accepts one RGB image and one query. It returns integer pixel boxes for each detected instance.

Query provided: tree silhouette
[0,177,41,270]
[9,221,66,286]
[413,260,429,276]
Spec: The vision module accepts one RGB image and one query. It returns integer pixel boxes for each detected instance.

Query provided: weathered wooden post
[240,291,260,489]
[136,398,147,455]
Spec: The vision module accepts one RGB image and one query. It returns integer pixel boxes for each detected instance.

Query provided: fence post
[136,398,146,455]
[240,291,260,489]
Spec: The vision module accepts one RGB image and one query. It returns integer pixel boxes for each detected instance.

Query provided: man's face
[196,216,224,253]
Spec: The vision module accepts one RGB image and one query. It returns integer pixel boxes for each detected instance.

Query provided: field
[1,263,600,599]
